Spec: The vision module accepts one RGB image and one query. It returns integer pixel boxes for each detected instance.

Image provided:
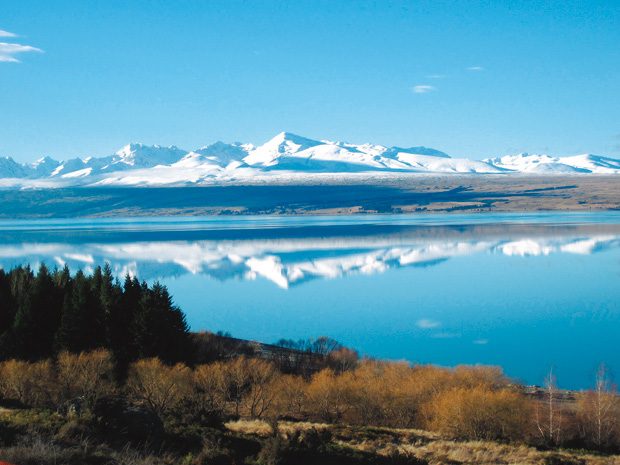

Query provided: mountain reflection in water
[1,214,620,388]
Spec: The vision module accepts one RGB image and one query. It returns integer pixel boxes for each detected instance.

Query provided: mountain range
[2,132,620,187]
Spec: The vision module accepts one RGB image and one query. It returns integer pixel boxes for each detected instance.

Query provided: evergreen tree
[134,282,190,363]
[0,269,15,337]
[8,265,35,353]
[0,269,17,359]
[55,270,94,352]
[111,274,142,367]
[1,266,194,365]
[11,264,62,359]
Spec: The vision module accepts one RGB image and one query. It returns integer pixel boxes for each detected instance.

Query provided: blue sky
[1,0,619,162]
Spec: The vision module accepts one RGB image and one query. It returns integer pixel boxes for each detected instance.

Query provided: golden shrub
[306,368,356,422]
[126,358,192,416]
[0,359,56,407]
[56,349,116,406]
[424,386,531,441]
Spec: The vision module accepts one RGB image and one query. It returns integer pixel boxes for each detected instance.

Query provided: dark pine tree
[0,266,34,359]
[88,266,108,349]
[134,282,191,363]
[11,264,63,360]
[0,269,17,359]
[110,274,143,371]
[55,270,96,352]
[0,269,16,337]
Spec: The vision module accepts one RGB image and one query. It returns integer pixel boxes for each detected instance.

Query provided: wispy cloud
[0,43,42,62]
[467,66,484,72]
[473,339,489,345]
[426,74,446,79]
[412,85,436,94]
[417,318,441,329]
[0,28,42,63]
[0,29,17,38]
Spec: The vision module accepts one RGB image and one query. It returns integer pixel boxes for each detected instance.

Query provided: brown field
[1,175,619,218]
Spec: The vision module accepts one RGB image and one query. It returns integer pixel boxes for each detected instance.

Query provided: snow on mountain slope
[2,133,620,187]
[389,151,503,173]
[50,144,188,179]
[486,153,620,174]
[195,141,252,164]
[559,154,620,173]
[241,132,490,173]
[243,132,322,166]
[111,143,188,169]
[29,156,61,177]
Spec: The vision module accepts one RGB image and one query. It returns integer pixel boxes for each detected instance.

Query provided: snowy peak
[264,131,322,154]
[29,156,61,177]
[243,132,323,166]
[113,143,188,168]
[2,133,620,186]
[190,141,251,167]
[486,152,620,174]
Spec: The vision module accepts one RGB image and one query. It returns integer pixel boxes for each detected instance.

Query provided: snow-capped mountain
[1,132,619,187]
[49,143,188,178]
[485,153,620,174]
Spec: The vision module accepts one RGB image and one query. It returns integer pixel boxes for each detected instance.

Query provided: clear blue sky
[2,0,619,162]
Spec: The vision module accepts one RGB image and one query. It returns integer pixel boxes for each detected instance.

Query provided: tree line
[0,264,191,371]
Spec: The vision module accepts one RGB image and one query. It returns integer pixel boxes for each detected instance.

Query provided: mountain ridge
[1,132,619,187]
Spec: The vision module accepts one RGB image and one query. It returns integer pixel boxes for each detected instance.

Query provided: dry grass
[224,419,332,438]
[278,420,331,435]
[224,419,274,437]
[404,440,620,465]
[225,419,620,465]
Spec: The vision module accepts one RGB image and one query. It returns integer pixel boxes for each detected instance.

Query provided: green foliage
[0,265,191,365]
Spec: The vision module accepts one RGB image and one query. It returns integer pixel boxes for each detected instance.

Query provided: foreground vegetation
[1,265,619,464]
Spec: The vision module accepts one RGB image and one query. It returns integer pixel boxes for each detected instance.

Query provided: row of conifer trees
[0,264,191,371]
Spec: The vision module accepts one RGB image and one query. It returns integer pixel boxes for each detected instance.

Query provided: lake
[1,211,619,389]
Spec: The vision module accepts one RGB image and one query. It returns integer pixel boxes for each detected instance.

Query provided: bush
[56,349,116,408]
[0,359,56,408]
[424,386,530,441]
[126,358,192,417]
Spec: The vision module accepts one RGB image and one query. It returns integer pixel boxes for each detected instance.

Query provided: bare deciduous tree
[577,364,618,449]
[536,368,563,446]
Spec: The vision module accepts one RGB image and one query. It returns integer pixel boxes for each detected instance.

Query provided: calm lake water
[1,212,619,389]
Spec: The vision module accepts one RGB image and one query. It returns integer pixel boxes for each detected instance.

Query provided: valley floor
[1,175,620,218]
